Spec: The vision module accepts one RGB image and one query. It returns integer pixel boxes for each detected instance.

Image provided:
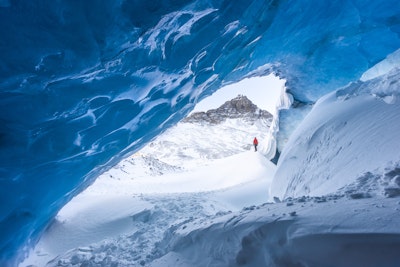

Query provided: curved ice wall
[1,0,399,264]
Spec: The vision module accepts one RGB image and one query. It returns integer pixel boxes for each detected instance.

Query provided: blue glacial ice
[0,0,399,264]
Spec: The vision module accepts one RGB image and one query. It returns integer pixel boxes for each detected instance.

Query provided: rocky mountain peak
[216,94,258,114]
[183,95,273,124]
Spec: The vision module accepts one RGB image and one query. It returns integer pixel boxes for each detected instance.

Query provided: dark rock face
[183,95,273,124]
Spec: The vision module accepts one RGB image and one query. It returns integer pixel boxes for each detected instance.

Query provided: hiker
[253,137,258,152]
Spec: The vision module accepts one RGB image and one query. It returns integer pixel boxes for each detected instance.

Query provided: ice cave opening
[1,0,400,266]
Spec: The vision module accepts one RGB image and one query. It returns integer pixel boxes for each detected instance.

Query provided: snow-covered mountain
[99,95,272,178]
[184,95,272,124]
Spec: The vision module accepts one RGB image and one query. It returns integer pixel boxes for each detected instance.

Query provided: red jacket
[253,138,258,145]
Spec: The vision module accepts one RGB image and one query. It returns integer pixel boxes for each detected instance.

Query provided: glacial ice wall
[1,0,399,264]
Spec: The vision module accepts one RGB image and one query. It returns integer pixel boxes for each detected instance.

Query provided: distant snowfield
[89,152,274,195]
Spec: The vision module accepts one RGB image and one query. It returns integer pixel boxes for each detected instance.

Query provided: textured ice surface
[271,69,400,199]
[1,0,400,264]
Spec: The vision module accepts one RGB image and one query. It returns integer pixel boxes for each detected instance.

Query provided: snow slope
[22,150,400,267]
[21,151,276,267]
[271,68,400,199]
[150,196,400,267]
[22,72,400,266]
[141,118,271,169]
[21,105,275,266]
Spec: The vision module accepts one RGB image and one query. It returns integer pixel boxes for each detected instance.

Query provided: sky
[192,74,286,115]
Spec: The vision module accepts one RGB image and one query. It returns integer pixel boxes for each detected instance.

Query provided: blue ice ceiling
[1,0,399,264]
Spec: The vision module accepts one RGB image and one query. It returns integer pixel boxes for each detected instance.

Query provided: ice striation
[1,0,400,265]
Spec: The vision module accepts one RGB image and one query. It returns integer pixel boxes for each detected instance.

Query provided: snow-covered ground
[22,152,400,267]
[21,115,276,266]
[21,66,400,266]
[21,150,276,267]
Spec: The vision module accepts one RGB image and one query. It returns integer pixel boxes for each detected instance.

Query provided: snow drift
[1,0,400,265]
[271,66,400,199]
[22,133,277,266]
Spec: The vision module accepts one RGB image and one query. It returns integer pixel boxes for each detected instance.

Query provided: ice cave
[1,0,400,266]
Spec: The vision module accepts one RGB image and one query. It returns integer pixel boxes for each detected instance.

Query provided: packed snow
[22,147,400,267]
[21,147,276,267]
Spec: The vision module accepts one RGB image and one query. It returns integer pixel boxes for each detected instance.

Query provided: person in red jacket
[253,137,258,152]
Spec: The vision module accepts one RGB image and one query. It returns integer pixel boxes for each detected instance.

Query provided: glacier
[1,0,400,265]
